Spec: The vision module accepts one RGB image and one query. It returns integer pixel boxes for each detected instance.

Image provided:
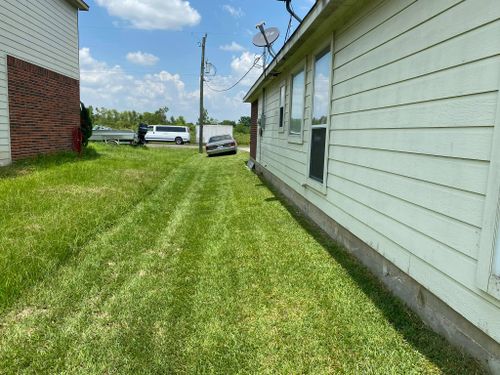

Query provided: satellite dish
[252,26,280,48]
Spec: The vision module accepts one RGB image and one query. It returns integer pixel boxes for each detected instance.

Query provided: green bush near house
[234,131,250,145]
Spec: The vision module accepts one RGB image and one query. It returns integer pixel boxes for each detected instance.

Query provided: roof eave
[243,0,351,103]
[68,0,89,11]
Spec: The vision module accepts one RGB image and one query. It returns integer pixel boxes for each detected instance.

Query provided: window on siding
[279,85,285,128]
[309,49,331,183]
[290,69,305,135]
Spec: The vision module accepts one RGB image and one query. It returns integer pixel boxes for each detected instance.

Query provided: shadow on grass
[264,197,279,202]
[208,152,238,158]
[0,147,100,180]
[258,175,485,374]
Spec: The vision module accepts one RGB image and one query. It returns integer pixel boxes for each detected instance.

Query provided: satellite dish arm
[280,0,302,23]
[256,23,277,58]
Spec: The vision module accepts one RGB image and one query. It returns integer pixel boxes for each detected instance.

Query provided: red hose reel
[72,127,83,155]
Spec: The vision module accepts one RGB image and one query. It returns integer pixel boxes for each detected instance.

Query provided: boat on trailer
[89,125,138,145]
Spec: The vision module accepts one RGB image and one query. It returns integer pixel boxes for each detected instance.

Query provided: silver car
[206,134,238,156]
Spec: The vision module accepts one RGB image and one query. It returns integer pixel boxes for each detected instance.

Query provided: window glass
[171,127,186,132]
[157,126,169,132]
[312,50,331,126]
[147,126,154,131]
[290,69,305,135]
[309,128,326,182]
[279,85,285,128]
[309,48,331,184]
[209,135,232,143]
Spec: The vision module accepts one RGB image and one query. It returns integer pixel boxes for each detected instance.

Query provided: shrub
[80,102,93,147]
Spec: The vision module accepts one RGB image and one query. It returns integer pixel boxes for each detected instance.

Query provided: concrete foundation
[255,161,500,374]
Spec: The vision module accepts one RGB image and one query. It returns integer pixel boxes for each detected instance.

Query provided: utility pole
[198,33,207,154]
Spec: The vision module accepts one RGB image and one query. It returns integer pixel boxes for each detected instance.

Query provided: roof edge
[67,0,89,11]
[243,0,349,102]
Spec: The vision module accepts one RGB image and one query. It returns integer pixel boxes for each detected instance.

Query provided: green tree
[237,116,251,127]
[197,108,218,125]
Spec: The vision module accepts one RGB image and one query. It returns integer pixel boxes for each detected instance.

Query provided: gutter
[67,0,90,11]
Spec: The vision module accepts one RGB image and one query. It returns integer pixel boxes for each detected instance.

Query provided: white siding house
[0,0,88,165]
[245,0,500,369]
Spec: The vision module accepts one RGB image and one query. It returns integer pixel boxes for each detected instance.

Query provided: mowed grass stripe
[0,145,194,312]
[0,151,201,373]
[178,157,258,374]
[82,156,215,373]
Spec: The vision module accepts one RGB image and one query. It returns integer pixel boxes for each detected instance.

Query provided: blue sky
[79,0,315,122]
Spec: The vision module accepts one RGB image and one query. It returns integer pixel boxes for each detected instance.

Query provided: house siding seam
[7,56,79,161]
[251,0,500,352]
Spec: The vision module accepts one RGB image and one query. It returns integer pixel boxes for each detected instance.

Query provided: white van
[145,125,191,144]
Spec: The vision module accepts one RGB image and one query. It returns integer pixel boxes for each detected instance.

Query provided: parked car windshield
[209,135,232,143]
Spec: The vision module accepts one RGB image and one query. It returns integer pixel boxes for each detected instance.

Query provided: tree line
[87,106,251,134]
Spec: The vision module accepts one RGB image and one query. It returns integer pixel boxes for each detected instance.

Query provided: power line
[205,55,261,92]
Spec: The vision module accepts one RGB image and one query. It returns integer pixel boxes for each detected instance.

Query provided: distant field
[0,144,484,374]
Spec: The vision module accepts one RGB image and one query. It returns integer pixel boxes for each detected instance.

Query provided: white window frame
[304,37,334,195]
[477,85,500,300]
[288,59,306,144]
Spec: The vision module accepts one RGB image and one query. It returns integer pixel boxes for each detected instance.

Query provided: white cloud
[95,0,201,30]
[222,4,244,18]
[126,51,159,66]
[79,48,256,122]
[219,42,245,52]
[229,51,261,86]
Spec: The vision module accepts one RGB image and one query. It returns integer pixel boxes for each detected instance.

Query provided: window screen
[309,128,326,182]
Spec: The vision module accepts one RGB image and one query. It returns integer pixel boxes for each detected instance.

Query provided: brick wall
[250,100,258,160]
[7,56,80,161]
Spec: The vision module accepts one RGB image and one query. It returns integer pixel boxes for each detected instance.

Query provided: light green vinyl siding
[257,0,500,344]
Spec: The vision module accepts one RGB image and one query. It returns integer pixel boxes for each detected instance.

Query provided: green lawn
[0,144,484,374]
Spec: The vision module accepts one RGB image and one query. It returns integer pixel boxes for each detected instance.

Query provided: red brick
[7,56,80,161]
